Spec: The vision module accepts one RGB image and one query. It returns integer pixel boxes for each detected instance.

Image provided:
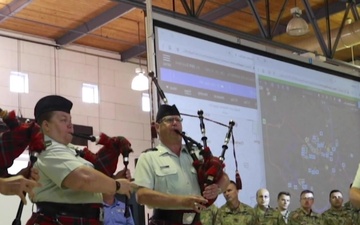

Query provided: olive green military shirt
[200,204,218,225]
[288,207,323,225]
[254,205,285,225]
[215,202,255,225]
[322,207,352,225]
[344,201,353,211]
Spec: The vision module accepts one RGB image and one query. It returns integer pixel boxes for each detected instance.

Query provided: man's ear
[154,122,160,133]
[42,120,50,133]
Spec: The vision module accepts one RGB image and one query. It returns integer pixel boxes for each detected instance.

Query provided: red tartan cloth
[80,133,133,177]
[193,146,224,207]
[26,213,102,225]
[0,110,44,177]
[0,109,132,178]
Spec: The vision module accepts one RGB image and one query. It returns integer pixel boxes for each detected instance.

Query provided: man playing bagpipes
[23,95,137,225]
[0,109,41,204]
[134,104,230,225]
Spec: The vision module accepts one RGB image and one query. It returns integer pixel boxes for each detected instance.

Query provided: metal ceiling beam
[120,0,261,62]
[331,2,352,58]
[195,0,207,17]
[121,42,146,60]
[200,0,260,21]
[273,0,360,35]
[271,0,290,36]
[56,2,135,46]
[351,2,360,21]
[302,0,329,57]
[246,0,268,38]
[0,0,33,23]
[114,0,307,54]
[180,0,193,16]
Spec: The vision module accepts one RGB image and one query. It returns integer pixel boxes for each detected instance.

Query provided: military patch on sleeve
[142,147,158,153]
[45,140,52,147]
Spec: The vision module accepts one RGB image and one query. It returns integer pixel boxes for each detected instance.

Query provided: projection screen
[152,13,360,212]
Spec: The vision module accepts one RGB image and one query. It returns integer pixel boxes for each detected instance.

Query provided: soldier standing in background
[254,188,284,225]
[288,190,323,225]
[322,190,352,225]
[215,181,255,225]
[276,192,291,224]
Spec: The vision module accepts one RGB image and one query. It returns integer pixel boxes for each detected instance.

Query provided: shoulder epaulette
[45,140,52,147]
[142,147,158,153]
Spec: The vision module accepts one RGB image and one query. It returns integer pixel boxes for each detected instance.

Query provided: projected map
[259,75,360,212]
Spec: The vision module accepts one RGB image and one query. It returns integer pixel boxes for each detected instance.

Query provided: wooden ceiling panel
[14,0,117,31]
[87,10,147,44]
[75,35,130,53]
[0,0,13,7]
[0,0,358,64]
[215,11,261,33]
[0,17,63,38]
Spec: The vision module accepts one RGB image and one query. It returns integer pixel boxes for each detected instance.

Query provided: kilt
[26,202,103,225]
[26,213,103,225]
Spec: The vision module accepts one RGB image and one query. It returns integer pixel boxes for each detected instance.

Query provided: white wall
[0,32,152,224]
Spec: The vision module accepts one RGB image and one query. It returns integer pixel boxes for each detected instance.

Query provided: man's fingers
[193,202,206,213]
[19,193,27,205]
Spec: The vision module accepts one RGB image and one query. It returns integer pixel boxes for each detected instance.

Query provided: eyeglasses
[301,197,314,200]
[160,117,183,124]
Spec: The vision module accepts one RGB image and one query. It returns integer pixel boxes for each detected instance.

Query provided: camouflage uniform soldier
[200,204,218,225]
[288,190,323,225]
[350,163,360,225]
[322,190,352,225]
[215,181,255,225]
[344,201,354,211]
[276,192,291,224]
[254,188,285,225]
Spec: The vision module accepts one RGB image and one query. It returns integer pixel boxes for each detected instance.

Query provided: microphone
[148,71,168,104]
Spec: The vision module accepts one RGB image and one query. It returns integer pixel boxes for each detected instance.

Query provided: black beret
[156,104,180,122]
[34,95,73,122]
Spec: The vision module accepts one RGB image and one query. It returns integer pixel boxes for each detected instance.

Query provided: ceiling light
[131,68,149,91]
[286,7,309,36]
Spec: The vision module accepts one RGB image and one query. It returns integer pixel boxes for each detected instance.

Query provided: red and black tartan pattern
[26,213,103,225]
[192,146,224,207]
[80,133,133,177]
[0,110,45,177]
[0,109,132,178]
